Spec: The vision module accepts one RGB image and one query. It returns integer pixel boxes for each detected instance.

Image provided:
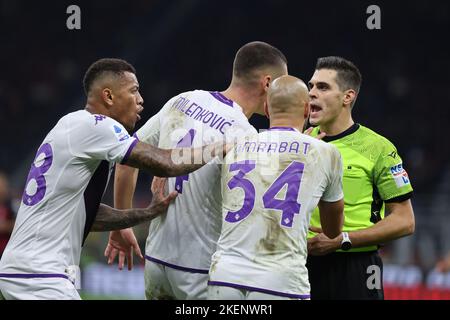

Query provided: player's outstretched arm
[114,163,139,209]
[318,198,344,239]
[124,141,228,177]
[92,177,178,232]
[104,163,141,270]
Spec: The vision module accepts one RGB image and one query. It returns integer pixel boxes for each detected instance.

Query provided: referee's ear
[343,89,356,108]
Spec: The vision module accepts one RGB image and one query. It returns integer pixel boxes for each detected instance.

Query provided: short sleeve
[68,114,138,164]
[374,144,413,202]
[321,145,344,202]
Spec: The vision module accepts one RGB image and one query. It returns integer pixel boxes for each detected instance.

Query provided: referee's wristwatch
[340,232,352,251]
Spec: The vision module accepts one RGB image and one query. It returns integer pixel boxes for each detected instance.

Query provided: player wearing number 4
[109,42,288,300]
[0,58,222,300]
[207,75,344,300]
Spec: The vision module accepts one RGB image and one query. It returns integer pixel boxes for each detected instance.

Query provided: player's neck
[320,115,354,136]
[85,99,108,116]
[270,117,303,131]
[221,86,261,119]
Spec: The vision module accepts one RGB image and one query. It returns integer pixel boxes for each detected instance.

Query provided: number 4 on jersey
[174,129,196,193]
[263,162,304,227]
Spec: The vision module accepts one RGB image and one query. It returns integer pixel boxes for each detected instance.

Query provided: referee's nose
[309,86,318,100]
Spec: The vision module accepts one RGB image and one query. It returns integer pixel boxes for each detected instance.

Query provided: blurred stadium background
[1,0,449,299]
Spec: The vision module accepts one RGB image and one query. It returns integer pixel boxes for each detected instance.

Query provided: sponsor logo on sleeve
[111,124,130,141]
[390,163,410,188]
[387,151,397,159]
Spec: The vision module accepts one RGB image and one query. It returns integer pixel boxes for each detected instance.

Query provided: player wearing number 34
[207,75,344,300]
[0,58,222,300]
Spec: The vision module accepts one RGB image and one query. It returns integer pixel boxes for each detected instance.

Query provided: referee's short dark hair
[316,56,362,94]
[83,58,136,96]
[233,41,287,84]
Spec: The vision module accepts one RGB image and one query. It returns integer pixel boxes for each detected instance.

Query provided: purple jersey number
[225,160,256,223]
[22,143,53,206]
[174,129,196,193]
[226,160,304,228]
[262,161,304,227]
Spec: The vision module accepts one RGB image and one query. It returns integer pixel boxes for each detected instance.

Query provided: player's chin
[125,120,136,132]
[309,115,320,126]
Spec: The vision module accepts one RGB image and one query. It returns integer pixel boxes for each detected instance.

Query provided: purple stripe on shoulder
[268,127,296,132]
[145,255,209,274]
[121,138,138,164]
[208,280,310,299]
[209,91,234,108]
[132,132,140,141]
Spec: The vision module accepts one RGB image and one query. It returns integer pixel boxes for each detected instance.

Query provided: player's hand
[307,232,340,256]
[146,177,178,219]
[104,228,143,270]
[304,127,326,140]
[104,178,176,270]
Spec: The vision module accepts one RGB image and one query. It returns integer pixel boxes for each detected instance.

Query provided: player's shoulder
[67,109,116,125]
[67,110,128,138]
[170,89,251,126]
[306,133,340,157]
[175,89,214,102]
[167,89,235,111]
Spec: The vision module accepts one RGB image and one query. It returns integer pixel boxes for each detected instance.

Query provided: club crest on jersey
[111,124,130,141]
[390,163,410,188]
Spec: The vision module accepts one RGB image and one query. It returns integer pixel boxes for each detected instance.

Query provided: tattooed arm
[124,141,229,177]
[92,205,156,231]
[92,177,178,232]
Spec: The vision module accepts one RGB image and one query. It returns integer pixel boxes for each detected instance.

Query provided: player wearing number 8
[207,75,344,300]
[0,58,219,300]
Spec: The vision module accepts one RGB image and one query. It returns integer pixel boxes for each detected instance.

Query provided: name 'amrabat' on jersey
[136,90,257,272]
[208,127,343,298]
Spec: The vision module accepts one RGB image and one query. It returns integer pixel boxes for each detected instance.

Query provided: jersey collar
[209,91,234,108]
[268,126,298,132]
[321,123,360,142]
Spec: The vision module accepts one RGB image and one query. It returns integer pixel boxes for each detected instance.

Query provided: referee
[305,56,415,300]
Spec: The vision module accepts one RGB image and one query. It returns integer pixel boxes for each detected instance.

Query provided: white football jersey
[0,110,137,279]
[136,90,256,272]
[208,127,343,298]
